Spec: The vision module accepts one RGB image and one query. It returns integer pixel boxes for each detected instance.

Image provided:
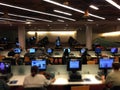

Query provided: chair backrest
[71,85,89,90]
[24,87,47,90]
[110,86,120,90]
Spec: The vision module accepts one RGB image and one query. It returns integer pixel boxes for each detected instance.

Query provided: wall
[27,31,77,43]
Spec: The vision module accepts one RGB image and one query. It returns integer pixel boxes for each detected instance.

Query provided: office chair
[71,85,89,90]
[24,87,47,90]
[110,86,120,90]
[24,56,31,65]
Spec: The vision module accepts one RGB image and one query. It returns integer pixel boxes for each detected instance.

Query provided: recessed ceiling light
[57,19,64,22]
[87,19,93,22]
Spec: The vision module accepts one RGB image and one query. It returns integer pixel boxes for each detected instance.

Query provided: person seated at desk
[62,49,69,64]
[81,50,91,64]
[102,62,120,90]
[35,47,51,59]
[7,48,15,57]
[14,54,23,65]
[0,79,10,90]
[23,66,55,90]
[24,49,35,60]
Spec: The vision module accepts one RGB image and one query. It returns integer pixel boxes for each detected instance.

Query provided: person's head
[31,66,38,77]
[112,62,120,70]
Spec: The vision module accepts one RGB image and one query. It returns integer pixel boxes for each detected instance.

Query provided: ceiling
[0,0,120,30]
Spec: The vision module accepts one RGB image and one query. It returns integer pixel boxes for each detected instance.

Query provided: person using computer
[23,66,55,90]
[62,49,69,64]
[81,49,90,64]
[103,62,120,90]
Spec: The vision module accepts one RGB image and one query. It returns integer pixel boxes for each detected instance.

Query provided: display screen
[110,48,118,54]
[63,48,71,53]
[80,48,87,54]
[31,59,47,71]
[0,62,11,74]
[95,47,101,54]
[99,58,114,69]
[14,48,21,54]
[56,40,60,46]
[67,59,82,71]
[29,48,36,54]
[46,48,53,54]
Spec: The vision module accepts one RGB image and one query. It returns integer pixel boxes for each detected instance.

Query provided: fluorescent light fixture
[87,19,93,22]
[43,0,105,20]
[0,12,52,22]
[105,0,120,9]
[0,3,75,21]
[8,13,52,22]
[89,5,99,10]
[54,10,72,16]
[0,17,26,22]
[57,19,64,22]
[102,31,120,36]
[117,18,120,20]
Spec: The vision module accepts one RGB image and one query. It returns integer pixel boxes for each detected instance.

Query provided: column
[18,25,26,49]
[86,25,92,50]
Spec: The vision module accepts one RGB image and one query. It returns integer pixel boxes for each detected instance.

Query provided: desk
[8,74,105,90]
[8,65,105,90]
[8,74,102,86]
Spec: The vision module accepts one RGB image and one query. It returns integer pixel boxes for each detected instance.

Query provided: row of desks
[0,50,118,58]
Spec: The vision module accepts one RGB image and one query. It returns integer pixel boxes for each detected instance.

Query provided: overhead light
[0,17,26,22]
[87,19,93,22]
[0,2,75,21]
[117,18,120,20]
[105,0,120,9]
[89,5,99,10]
[8,13,53,22]
[102,31,120,36]
[43,0,105,20]
[0,12,52,22]
[54,10,72,16]
[25,21,31,24]
[57,19,64,22]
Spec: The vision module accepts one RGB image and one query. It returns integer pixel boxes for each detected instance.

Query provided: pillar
[18,25,26,49]
[86,25,92,50]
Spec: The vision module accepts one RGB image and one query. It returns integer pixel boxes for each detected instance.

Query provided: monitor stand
[68,71,82,82]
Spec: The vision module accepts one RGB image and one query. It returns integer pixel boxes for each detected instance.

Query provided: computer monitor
[31,59,47,71]
[110,47,118,54]
[99,57,114,77]
[0,62,11,74]
[99,57,114,69]
[67,59,82,73]
[67,59,82,81]
[29,48,36,54]
[46,48,53,54]
[95,47,102,56]
[14,48,21,54]
[80,48,87,54]
[63,48,71,53]
[56,40,60,47]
